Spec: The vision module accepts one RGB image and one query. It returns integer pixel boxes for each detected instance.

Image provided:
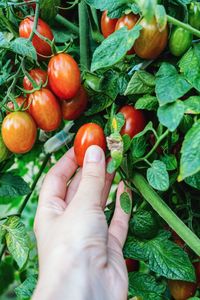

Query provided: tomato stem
[55,14,79,35]
[78,1,90,70]
[167,15,200,38]
[132,172,200,256]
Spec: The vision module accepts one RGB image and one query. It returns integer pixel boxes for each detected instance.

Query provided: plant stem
[29,2,40,41]
[55,14,79,35]
[132,172,200,256]
[78,1,90,70]
[167,15,200,37]
[18,154,51,214]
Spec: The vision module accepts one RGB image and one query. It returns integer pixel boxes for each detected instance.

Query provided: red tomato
[194,261,200,287]
[101,11,118,38]
[134,18,168,60]
[115,13,139,54]
[19,17,53,58]
[74,123,106,166]
[119,105,146,139]
[1,112,37,154]
[23,68,48,91]
[48,53,81,100]
[28,88,61,132]
[6,97,28,113]
[62,86,88,120]
[125,259,139,273]
[168,279,197,300]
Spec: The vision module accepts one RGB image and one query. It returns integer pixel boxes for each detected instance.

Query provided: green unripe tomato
[169,27,193,57]
[189,2,200,31]
[0,135,9,163]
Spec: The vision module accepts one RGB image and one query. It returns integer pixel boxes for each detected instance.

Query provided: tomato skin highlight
[48,53,81,100]
[1,112,37,154]
[115,13,139,54]
[23,68,48,91]
[6,97,28,113]
[62,86,88,120]
[28,88,62,132]
[19,17,53,58]
[189,2,200,31]
[101,11,118,38]
[168,279,197,300]
[169,27,193,57]
[119,105,146,139]
[125,259,139,273]
[134,18,168,60]
[74,123,106,166]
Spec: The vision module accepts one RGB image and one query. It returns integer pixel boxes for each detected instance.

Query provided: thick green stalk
[78,1,90,70]
[132,172,200,256]
[55,14,79,35]
[167,15,200,38]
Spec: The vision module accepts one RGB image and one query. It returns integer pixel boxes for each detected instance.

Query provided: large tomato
[6,97,28,113]
[101,11,118,38]
[168,279,197,300]
[28,88,62,132]
[115,13,139,54]
[74,123,106,166]
[134,18,168,59]
[48,53,81,100]
[119,105,146,139]
[125,259,139,273]
[62,86,88,120]
[1,112,37,154]
[23,68,48,91]
[19,17,53,58]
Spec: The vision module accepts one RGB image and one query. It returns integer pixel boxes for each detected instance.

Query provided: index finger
[39,147,78,206]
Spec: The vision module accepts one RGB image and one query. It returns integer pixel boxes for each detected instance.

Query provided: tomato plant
[74,123,106,166]
[1,0,200,299]
[48,53,81,100]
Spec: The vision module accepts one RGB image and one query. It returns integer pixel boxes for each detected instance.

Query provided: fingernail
[85,145,103,163]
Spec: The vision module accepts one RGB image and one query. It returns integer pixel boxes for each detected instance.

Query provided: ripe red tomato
[168,279,197,300]
[74,123,106,166]
[6,97,28,113]
[1,112,37,154]
[101,11,118,38]
[125,259,139,273]
[62,86,88,120]
[115,13,139,54]
[194,261,200,287]
[23,68,48,91]
[119,105,146,139]
[48,53,81,100]
[134,18,168,59]
[28,88,61,132]
[19,17,53,58]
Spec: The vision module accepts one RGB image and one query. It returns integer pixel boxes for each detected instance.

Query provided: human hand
[33,145,132,300]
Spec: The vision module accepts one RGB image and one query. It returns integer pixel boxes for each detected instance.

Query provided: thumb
[73,145,106,208]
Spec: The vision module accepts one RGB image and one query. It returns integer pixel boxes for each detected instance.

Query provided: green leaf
[135,95,158,111]
[185,172,200,190]
[160,154,177,171]
[40,0,60,22]
[111,113,125,133]
[184,96,200,114]
[125,70,155,95]
[147,160,169,191]
[131,135,147,159]
[124,231,196,282]
[0,172,30,202]
[0,261,14,295]
[91,26,141,72]
[155,63,191,105]
[128,272,166,300]
[15,275,37,300]
[10,38,37,60]
[179,121,200,181]
[155,5,167,31]
[136,0,157,22]
[179,44,200,92]
[120,192,132,214]
[157,100,185,132]
[85,0,129,13]
[122,134,131,152]
[1,217,30,269]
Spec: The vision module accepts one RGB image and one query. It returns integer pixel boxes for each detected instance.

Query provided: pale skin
[33,145,132,300]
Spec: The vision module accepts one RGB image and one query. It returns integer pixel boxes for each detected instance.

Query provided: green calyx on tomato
[0,134,10,163]
[169,26,193,57]
[189,2,200,31]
